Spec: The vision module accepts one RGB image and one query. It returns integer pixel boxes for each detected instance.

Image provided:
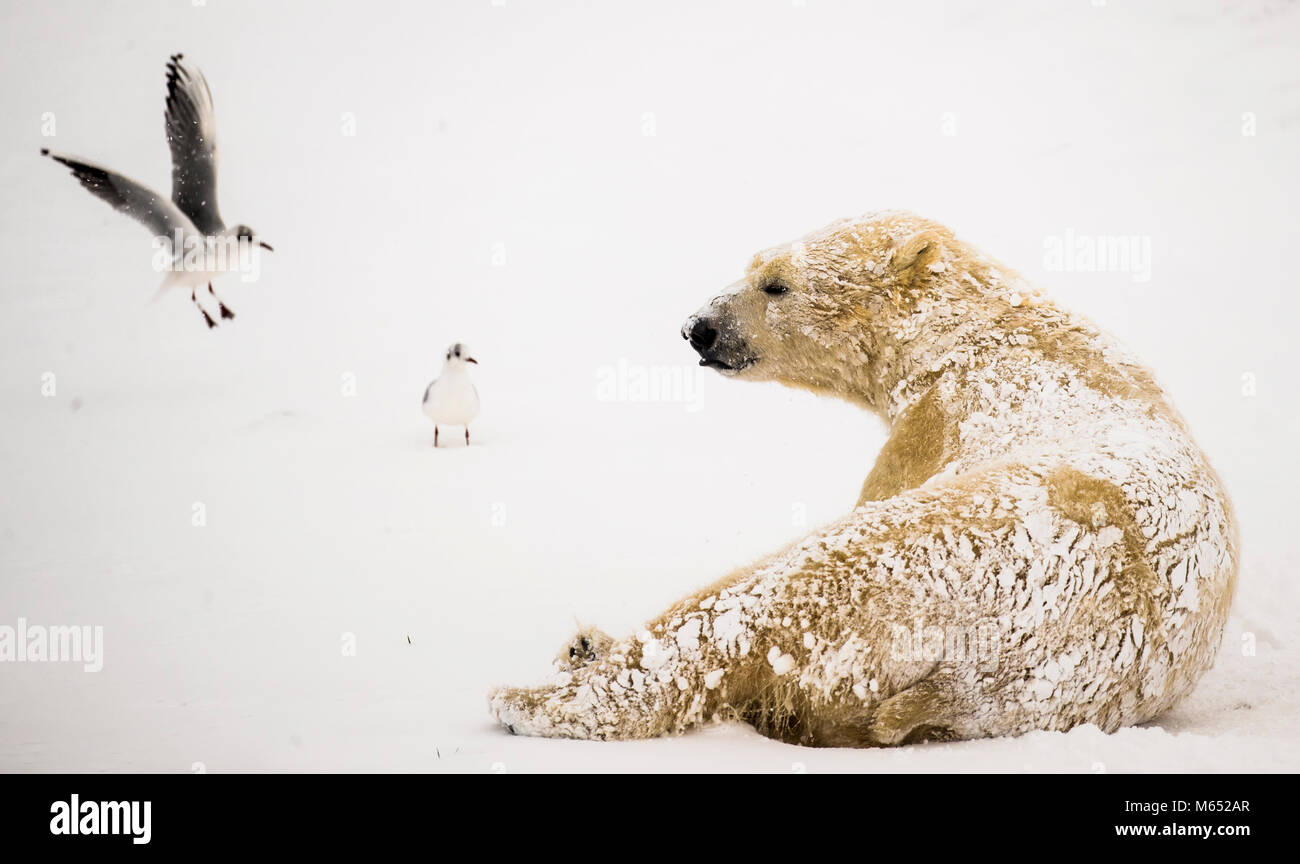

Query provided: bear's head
[682,210,1021,410]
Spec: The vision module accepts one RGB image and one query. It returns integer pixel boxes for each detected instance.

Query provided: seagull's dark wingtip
[39,148,49,156]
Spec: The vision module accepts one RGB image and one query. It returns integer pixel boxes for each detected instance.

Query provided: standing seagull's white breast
[423,371,480,426]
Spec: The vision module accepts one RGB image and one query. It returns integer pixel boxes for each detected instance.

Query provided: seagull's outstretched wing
[164,53,223,235]
[42,149,198,239]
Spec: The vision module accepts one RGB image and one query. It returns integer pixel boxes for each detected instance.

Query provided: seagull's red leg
[208,282,235,320]
[192,287,217,329]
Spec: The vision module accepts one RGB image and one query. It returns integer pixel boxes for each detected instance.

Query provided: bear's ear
[890,229,944,272]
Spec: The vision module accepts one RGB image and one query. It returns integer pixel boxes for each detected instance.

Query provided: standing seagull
[422,344,480,447]
[41,54,271,328]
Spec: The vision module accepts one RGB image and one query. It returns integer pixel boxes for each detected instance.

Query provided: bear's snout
[683,297,755,373]
[682,313,745,370]
[684,317,718,353]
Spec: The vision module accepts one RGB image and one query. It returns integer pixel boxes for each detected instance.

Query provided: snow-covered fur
[489,211,1238,746]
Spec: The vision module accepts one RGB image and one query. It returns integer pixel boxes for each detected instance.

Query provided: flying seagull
[422,344,480,447]
[42,54,271,328]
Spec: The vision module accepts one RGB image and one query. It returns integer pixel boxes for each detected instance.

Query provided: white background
[0,0,1296,771]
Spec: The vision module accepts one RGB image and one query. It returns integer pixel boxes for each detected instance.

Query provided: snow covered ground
[1,0,1298,772]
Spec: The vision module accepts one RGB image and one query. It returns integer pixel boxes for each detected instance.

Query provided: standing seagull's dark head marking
[41,53,271,328]
[445,343,478,366]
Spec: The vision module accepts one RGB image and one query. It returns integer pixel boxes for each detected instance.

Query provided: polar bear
[489,211,1238,746]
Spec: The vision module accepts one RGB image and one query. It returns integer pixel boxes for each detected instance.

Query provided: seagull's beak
[466,357,478,364]
[258,241,274,251]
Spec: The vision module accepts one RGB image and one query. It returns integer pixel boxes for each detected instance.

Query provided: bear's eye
[762,281,789,296]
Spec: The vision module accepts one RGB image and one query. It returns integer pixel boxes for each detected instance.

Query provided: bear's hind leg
[865,677,966,746]
[795,678,967,748]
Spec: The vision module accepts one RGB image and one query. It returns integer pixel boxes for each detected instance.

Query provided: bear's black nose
[687,318,718,352]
